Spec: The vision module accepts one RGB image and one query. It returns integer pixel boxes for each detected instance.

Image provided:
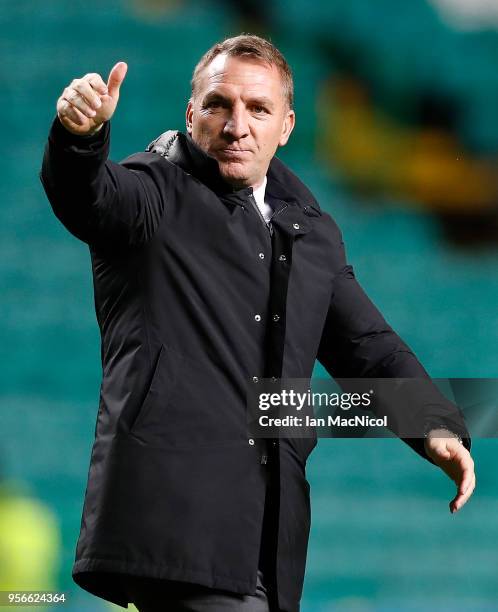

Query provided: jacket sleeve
[316,231,471,462]
[40,117,166,248]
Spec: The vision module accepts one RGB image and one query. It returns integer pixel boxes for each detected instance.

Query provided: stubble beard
[217,160,253,189]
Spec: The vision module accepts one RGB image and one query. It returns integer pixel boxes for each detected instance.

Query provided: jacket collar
[145,130,321,212]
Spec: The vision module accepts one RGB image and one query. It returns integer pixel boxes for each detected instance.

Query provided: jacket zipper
[248,193,273,235]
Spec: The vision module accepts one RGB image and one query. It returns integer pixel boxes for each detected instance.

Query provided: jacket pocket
[128,345,245,448]
[129,344,179,434]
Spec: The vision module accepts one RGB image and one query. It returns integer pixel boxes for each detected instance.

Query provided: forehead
[196,54,284,101]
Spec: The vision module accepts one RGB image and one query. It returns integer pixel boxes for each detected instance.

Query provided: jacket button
[252,376,259,383]
[278,254,287,262]
[254,314,261,322]
[248,439,255,446]
[293,223,300,230]
[272,314,280,322]
[259,252,265,259]
[271,376,278,383]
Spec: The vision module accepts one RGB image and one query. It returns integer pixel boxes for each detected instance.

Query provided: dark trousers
[124,569,270,612]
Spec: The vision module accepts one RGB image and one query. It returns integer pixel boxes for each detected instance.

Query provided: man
[40,34,475,612]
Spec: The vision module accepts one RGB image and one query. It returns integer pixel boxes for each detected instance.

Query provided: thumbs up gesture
[56,62,128,136]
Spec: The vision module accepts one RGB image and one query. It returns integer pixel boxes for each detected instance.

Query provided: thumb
[107,61,128,98]
[438,448,452,461]
[425,439,451,462]
[433,443,452,462]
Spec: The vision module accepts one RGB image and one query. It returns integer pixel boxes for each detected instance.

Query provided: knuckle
[91,76,106,89]
[63,87,76,101]
[72,80,83,93]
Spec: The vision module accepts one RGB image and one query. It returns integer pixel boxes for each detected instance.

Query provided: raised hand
[56,62,128,136]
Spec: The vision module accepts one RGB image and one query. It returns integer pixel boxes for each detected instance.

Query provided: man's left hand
[424,430,476,514]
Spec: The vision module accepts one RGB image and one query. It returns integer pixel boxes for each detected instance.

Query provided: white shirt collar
[252,176,268,210]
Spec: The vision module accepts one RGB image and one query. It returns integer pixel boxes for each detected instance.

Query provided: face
[186,54,295,189]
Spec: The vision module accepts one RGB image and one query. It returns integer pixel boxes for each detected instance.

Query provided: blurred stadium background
[1,0,498,610]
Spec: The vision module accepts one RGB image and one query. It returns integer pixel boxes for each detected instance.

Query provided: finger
[450,472,476,513]
[72,79,103,111]
[456,451,474,488]
[61,86,96,119]
[107,61,128,99]
[57,98,86,126]
[441,443,473,484]
[458,465,474,496]
[450,481,474,513]
[84,73,108,96]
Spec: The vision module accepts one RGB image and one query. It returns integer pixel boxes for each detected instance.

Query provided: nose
[223,104,249,140]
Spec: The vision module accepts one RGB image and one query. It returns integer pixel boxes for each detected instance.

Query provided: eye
[205,100,221,108]
[252,105,267,114]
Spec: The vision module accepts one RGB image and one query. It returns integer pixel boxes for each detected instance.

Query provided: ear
[186,99,194,134]
[278,109,296,147]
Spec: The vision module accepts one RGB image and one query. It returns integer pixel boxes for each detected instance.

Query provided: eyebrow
[250,96,275,110]
[203,92,275,111]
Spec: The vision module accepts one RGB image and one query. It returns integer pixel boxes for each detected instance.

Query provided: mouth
[217,148,251,158]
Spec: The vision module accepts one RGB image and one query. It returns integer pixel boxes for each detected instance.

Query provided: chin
[218,162,251,187]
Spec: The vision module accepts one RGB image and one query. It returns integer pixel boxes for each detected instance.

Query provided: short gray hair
[190,33,294,110]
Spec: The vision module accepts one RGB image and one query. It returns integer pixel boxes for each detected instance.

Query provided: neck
[252,178,265,191]
[223,175,266,192]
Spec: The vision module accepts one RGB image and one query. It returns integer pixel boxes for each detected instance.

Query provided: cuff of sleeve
[48,116,110,154]
[424,427,463,445]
